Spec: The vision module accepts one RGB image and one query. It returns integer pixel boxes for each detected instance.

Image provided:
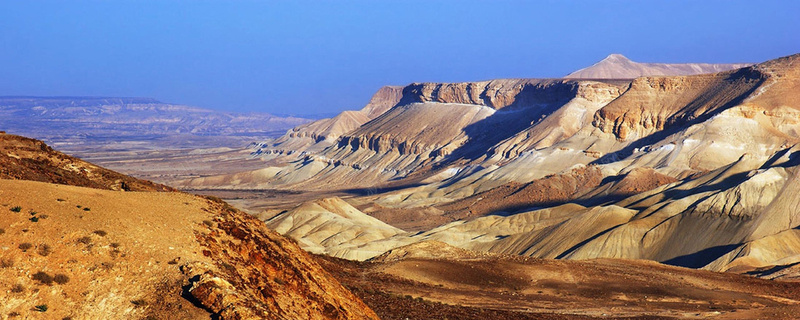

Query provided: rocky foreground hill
[178,53,800,283]
[0,133,377,319]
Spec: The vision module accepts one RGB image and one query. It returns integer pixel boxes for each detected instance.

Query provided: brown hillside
[319,249,800,320]
[0,134,378,319]
[0,132,172,192]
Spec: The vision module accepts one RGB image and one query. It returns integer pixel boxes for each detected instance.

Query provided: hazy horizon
[2,0,798,114]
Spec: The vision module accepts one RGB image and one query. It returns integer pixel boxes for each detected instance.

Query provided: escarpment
[399,79,582,109]
[592,67,768,141]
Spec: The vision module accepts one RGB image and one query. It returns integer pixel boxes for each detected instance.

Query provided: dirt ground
[317,255,800,319]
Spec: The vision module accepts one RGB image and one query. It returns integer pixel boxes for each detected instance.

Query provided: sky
[1,1,798,116]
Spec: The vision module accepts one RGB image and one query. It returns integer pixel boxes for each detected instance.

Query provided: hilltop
[565,54,752,79]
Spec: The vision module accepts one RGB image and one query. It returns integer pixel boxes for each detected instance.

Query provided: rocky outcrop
[565,53,752,79]
[186,198,380,319]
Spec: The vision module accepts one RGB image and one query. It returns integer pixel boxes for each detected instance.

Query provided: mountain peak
[601,53,632,63]
[565,54,752,79]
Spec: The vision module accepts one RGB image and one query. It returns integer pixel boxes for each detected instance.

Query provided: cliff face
[592,67,767,140]
[399,79,581,109]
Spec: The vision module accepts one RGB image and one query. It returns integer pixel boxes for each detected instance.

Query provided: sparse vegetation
[83,207,91,211]
[29,210,37,215]
[18,242,33,251]
[57,198,66,202]
[11,284,24,293]
[93,230,107,236]
[37,244,52,256]
[76,236,92,245]
[76,205,81,208]
[1,258,13,268]
[29,216,39,222]
[34,304,48,312]
[54,274,70,284]
[32,271,54,285]
[0,228,5,235]
[8,312,20,317]
[110,242,120,248]
[10,206,22,212]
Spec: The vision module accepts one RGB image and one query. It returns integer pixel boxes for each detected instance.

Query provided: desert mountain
[0,133,377,319]
[565,53,753,79]
[186,53,800,283]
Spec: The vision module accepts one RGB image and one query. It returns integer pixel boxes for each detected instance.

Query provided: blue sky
[1,1,798,115]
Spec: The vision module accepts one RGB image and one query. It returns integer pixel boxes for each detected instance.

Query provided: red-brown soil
[0,132,172,191]
[317,254,800,319]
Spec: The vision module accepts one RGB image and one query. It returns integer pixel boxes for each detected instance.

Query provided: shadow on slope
[663,244,742,268]
[435,82,579,166]
[591,68,766,166]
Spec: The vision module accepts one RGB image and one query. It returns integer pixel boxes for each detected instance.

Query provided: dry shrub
[18,243,33,251]
[37,244,52,256]
[32,271,54,285]
[54,274,70,284]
